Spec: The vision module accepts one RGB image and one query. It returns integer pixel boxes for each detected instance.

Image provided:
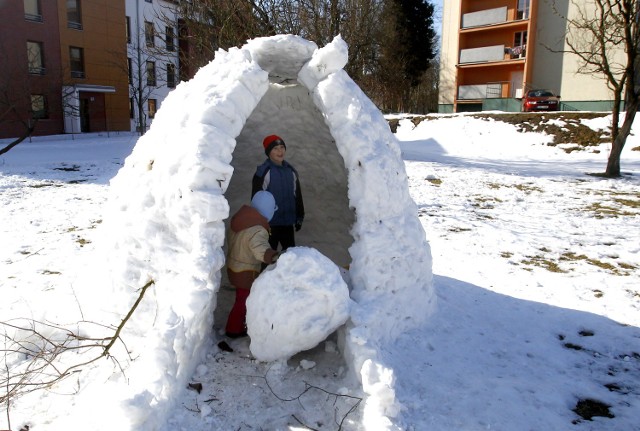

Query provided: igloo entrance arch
[105,34,434,429]
[225,49,353,269]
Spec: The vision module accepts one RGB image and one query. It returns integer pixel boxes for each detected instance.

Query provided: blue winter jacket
[252,159,304,227]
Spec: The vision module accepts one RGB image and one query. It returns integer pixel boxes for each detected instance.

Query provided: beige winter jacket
[226,205,278,273]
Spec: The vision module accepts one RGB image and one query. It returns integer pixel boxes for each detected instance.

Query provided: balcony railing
[460,45,505,64]
[459,44,526,64]
[462,6,508,28]
[458,82,521,100]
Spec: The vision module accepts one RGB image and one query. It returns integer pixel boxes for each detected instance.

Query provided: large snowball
[246,247,352,362]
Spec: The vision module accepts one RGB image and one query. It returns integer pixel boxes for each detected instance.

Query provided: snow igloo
[105,34,434,428]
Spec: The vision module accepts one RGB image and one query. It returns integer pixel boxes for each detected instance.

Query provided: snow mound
[247,247,352,362]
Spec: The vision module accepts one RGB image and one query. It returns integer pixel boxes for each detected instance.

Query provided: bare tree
[157,0,437,113]
[0,45,39,155]
[158,0,285,80]
[550,0,640,177]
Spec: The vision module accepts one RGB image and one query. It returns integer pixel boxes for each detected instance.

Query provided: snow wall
[104,34,434,430]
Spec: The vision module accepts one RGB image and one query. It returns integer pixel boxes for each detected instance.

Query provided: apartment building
[0,0,185,140]
[60,0,130,133]
[0,0,130,139]
[1,0,64,138]
[125,0,180,132]
[439,0,620,113]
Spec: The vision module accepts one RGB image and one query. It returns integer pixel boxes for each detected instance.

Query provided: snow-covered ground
[1,112,639,430]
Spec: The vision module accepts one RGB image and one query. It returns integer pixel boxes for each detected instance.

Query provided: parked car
[522,89,561,112]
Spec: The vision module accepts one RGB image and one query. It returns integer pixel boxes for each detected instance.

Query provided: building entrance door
[511,71,524,98]
[79,92,107,132]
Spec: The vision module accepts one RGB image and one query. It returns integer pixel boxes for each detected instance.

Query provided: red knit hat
[263,135,286,156]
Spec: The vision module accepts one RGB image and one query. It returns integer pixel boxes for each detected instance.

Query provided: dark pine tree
[393,0,436,86]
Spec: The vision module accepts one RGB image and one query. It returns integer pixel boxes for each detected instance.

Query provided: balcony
[462,6,507,29]
[458,82,521,101]
[459,44,526,65]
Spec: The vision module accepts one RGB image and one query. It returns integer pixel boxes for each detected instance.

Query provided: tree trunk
[605,94,638,177]
[0,123,36,156]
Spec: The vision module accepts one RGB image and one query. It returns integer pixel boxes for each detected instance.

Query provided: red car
[522,89,561,112]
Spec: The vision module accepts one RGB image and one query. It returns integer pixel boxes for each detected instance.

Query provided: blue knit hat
[251,191,278,221]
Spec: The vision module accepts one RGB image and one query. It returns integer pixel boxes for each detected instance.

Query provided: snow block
[246,247,352,362]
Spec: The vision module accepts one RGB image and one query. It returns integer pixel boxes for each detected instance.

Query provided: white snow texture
[247,247,352,362]
[103,34,434,429]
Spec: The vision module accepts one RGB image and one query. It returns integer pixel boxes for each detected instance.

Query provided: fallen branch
[254,366,363,431]
[0,279,155,407]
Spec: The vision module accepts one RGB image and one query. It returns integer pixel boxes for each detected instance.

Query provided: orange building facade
[439,0,620,113]
[58,0,130,134]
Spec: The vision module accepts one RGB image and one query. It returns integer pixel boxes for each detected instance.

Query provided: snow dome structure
[105,34,434,429]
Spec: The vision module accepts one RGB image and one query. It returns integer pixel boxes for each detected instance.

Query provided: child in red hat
[252,135,305,251]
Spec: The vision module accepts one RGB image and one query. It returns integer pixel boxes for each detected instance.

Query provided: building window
[145,21,154,47]
[514,31,528,48]
[24,0,42,22]
[166,63,175,88]
[27,41,45,75]
[165,27,175,51]
[148,99,157,118]
[31,94,48,119]
[146,61,156,86]
[69,46,85,78]
[517,0,530,20]
[130,97,135,119]
[128,58,132,84]
[126,16,131,44]
[67,0,82,29]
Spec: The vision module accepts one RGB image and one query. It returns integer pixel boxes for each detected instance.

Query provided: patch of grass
[626,289,640,299]
[560,251,635,276]
[448,227,471,233]
[521,254,567,273]
[613,197,640,209]
[560,251,589,262]
[76,238,91,247]
[29,182,62,189]
[427,178,442,186]
[54,164,81,172]
[42,269,61,275]
[500,251,513,258]
[514,183,543,193]
[485,181,543,194]
[583,202,636,218]
[561,145,584,154]
[475,213,495,220]
[632,146,640,152]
